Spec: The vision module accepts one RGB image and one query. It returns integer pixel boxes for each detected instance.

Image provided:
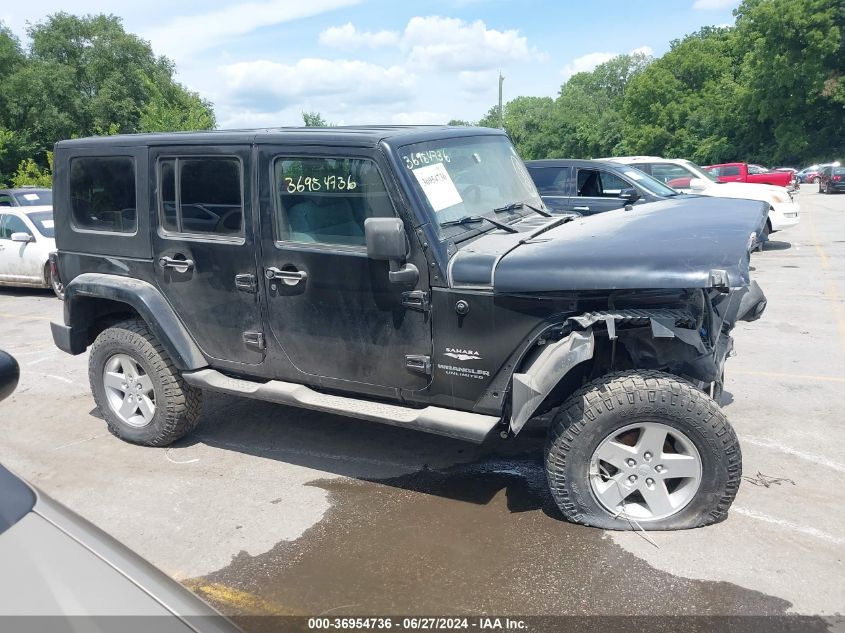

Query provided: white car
[0,206,63,298]
[604,156,800,237]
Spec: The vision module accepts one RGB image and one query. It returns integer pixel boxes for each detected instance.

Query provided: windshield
[676,160,718,182]
[26,211,54,237]
[13,189,52,206]
[620,167,679,197]
[397,135,542,239]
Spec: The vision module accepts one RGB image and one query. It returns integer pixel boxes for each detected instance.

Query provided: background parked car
[818,165,845,194]
[0,206,63,298]
[796,166,822,184]
[606,156,800,237]
[0,187,53,207]
[704,163,795,189]
[524,158,683,215]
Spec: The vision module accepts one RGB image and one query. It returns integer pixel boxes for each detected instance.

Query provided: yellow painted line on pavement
[806,207,845,354]
[731,369,845,384]
[0,311,53,322]
[183,580,294,615]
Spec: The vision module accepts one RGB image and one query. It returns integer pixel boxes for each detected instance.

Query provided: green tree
[733,0,845,164]
[140,78,216,132]
[1,12,215,179]
[11,152,53,187]
[622,27,740,164]
[499,96,557,159]
[553,51,653,158]
[302,111,330,127]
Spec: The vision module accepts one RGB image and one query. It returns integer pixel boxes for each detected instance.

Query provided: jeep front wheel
[545,370,741,530]
[89,319,202,446]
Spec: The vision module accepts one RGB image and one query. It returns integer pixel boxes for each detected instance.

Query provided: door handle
[158,256,194,271]
[573,206,590,212]
[265,266,307,285]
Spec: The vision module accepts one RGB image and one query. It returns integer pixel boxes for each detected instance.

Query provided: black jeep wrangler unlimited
[50,126,767,530]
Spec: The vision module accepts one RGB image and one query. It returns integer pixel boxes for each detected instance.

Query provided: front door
[149,145,264,365]
[571,167,639,215]
[0,213,39,283]
[258,146,431,393]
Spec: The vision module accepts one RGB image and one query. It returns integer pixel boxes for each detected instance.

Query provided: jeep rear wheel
[89,319,202,446]
[545,370,741,530]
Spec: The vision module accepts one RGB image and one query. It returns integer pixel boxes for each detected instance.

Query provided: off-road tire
[89,318,202,446]
[545,370,741,530]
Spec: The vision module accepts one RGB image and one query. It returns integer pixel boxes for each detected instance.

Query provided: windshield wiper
[439,216,519,233]
[493,201,552,217]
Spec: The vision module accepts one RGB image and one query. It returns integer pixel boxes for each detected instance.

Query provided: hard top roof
[525,158,635,169]
[55,125,506,149]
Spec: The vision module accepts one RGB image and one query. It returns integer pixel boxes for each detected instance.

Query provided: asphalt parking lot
[1,185,843,625]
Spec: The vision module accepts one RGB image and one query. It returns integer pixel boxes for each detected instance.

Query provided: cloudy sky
[1,0,740,129]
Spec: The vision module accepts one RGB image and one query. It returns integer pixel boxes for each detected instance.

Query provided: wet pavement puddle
[185,452,832,630]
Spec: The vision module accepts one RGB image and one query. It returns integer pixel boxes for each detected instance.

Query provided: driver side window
[1,214,30,239]
[576,169,631,197]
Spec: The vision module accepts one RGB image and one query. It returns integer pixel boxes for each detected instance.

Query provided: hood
[448,197,767,293]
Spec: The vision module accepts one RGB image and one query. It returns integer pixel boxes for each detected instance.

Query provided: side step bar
[182,369,500,443]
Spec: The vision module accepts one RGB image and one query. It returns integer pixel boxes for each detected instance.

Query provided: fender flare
[57,273,207,370]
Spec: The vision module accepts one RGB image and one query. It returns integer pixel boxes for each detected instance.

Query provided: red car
[704,162,794,188]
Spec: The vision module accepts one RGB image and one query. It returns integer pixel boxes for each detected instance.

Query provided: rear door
[149,146,264,366]
[257,144,431,394]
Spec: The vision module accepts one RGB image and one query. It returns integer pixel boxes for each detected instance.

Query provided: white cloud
[318,22,401,48]
[560,46,654,79]
[402,16,544,71]
[144,0,360,61]
[316,16,544,72]
[221,58,416,110]
[560,52,616,79]
[630,45,655,57]
[692,0,739,9]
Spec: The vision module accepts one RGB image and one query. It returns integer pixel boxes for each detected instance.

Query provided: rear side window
[70,157,137,233]
[158,157,243,238]
[527,167,571,195]
[273,157,394,247]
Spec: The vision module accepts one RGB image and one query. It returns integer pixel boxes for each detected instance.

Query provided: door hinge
[235,273,258,293]
[405,355,431,375]
[402,290,430,312]
[243,331,265,351]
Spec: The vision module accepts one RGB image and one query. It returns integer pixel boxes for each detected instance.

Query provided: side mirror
[618,188,640,203]
[0,350,20,403]
[10,232,33,243]
[689,178,708,191]
[364,217,419,285]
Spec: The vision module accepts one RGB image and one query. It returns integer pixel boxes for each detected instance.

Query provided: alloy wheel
[589,422,702,522]
[102,353,156,427]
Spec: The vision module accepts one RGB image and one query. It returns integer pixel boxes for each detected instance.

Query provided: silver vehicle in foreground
[0,350,238,631]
